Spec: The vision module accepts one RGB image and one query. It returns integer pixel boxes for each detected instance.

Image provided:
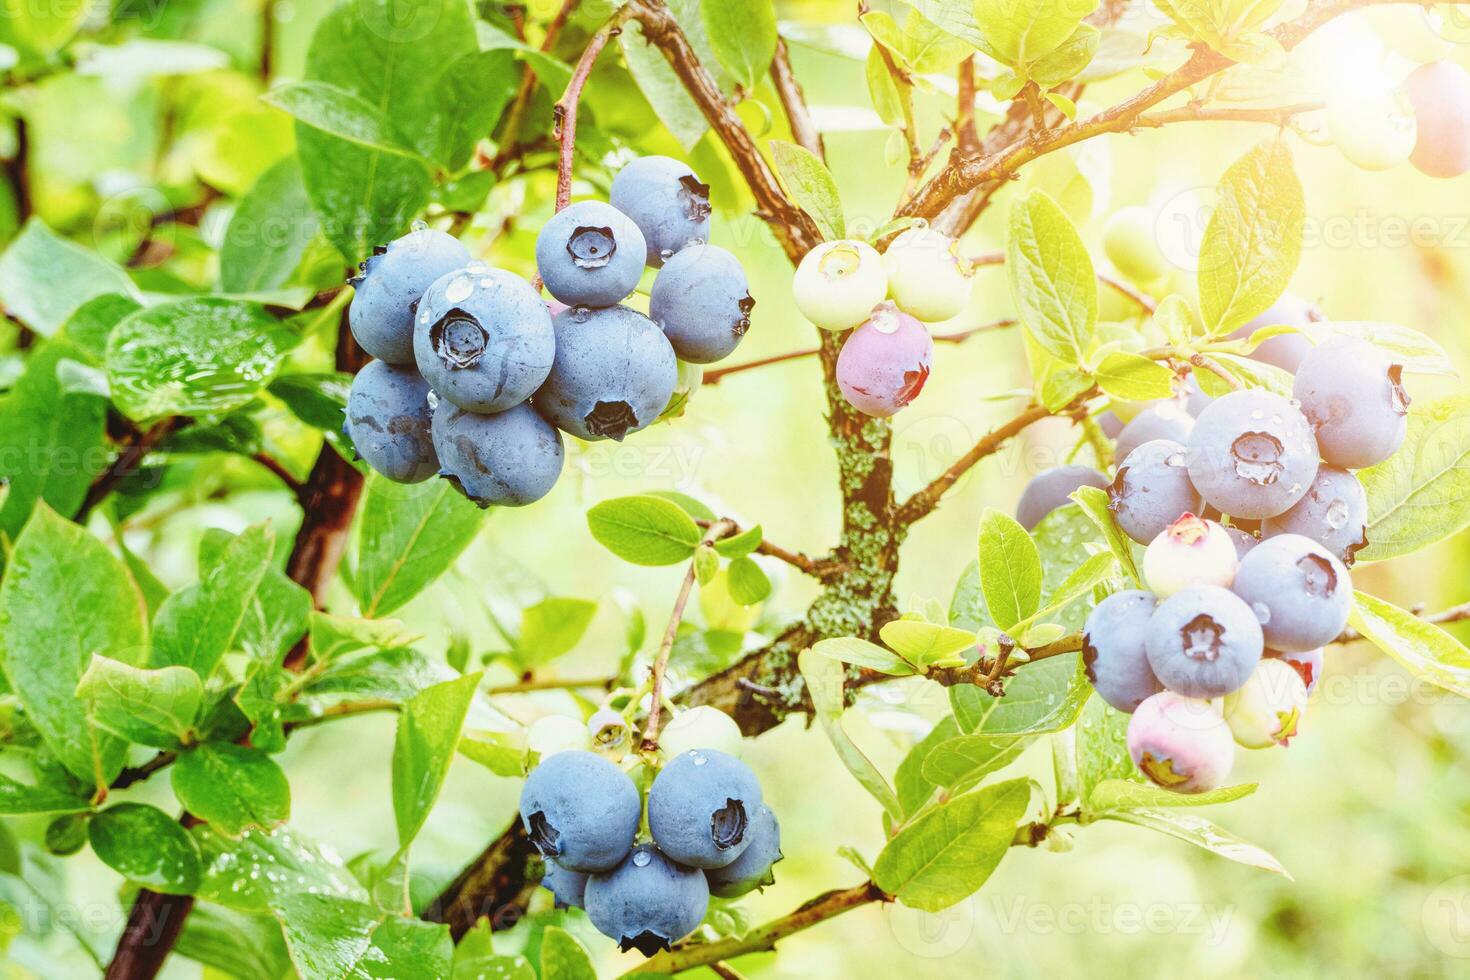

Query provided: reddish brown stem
[552,13,628,211]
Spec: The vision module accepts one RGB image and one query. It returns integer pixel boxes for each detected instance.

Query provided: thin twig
[483,675,617,695]
[1135,101,1324,129]
[770,38,824,159]
[642,519,733,752]
[77,418,182,521]
[1190,353,1242,391]
[552,11,629,211]
[489,0,581,174]
[251,453,303,497]
[955,56,979,156]
[693,518,839,580]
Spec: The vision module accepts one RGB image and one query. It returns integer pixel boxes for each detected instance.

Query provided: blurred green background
[5,0,1470,976]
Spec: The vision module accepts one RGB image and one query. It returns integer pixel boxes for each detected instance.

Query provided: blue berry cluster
[519,744,781,956]
[342,157,753,507]
[1016,303,1414,794]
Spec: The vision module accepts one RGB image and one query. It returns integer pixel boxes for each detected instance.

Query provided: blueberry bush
[4,0,1470,976]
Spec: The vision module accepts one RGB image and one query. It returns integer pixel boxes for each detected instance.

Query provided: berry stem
[551,9,630,213]
[770,38,824,159]
[693,518,843,580]
[641,519,735,753]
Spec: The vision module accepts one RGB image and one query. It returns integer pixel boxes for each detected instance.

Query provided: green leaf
[713,523,763,558]
[977,508,1042,631]
[586,495,703,566]
[89,803,203,894]
[271,373,353,432]
[152,524,275,677]
[951,654,1090,735]
[0,771,92,816]
[1099,808,1289,876]
[266,82,427,161]
[725,556,772,605]
[865,46,907,127]
[433,49,519,171]
[1027,551,1115,629]
[196,825,368,913]
[972,0,1097,69]
[1349,591,1470,699]
[645,489,717,522]
[769,140,845,241]
[354,475,486,617]
[878,619,976,669]
[1029,23,1099,85]
[1007,189,1097,363]
[1032,503,1112,632]
[1075,696,1138,803]
[0,219,139,336]
[1194,351,1294,398]
[539,925,596,980]
[221,157,321,294]
[517,598,598,666]
[872,779,1029,911]
[895,716,961,815]
[291,648,458,714]
[393,673,480,849]
[273,893,452,980]
[75,655,202,749]
[919,733,1031,793]
[1092,351,1175,401]
[172,744,291,836]
[0,504,147,785]
[621,18,709,151]
[813,637,918,676]
[296,0,475,262]
[308,612,416,664]
[1197,140,1305,335]
[702,0,777,88]
[861,9,972,73]
[1070,485,1142,587]
[1087,778,1256,811]
[174,905,294,980]
[105,298,299,420]
[1358,395,1470,563]
[0,339,108,542]
[453,922,534,979]
[458,728,525,778]
[796,648,903,822]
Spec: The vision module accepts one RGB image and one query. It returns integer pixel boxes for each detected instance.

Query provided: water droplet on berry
[870,307,900,334]
[426,390,439,410]
[445,276,473,304]
[659,248,676,262]
[1250,408,1264,421]
[1251,601,1272,624]
[572,306,591,322]
[1325,499,1350,529]
[688,237,705,247]
[411,219,429,232]
[632,850,652,867]
[690,750,708,766]
[1165,451,1187,468]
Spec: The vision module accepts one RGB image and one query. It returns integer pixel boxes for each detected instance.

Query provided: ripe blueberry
[705,805,782,899]
[1016,465,1109,531]
[1114,402,1195,464]
[792,240,888,331]
[1223,524,1261,560]
[431,400,564,507]
[584,844,709,956]
[518,750,641,873]
[345,360,437,483]
[535,200,647,308]
[1405,60,1470,178]
[1144,584,1264,699]
[881,227,975,323]
[535,304,678,442]
[1108,439,1202,545]
[609,155,712,266]
[1126,691,1235,794]
[1226,292,1322,374]
[1186,389,1319,520]
[1230,533,1351,653]
[659,706,744,761]
[1221,657,1308,749]
[540,859,588,910]
[648,243,754,363]
[1143,514,1239,597]
[412,265,555,414]
[1261,465,1368,565]
[1293,337,1409,469]
[1269,647,1323,696]
[1082,590,1164,713]
[1103,206,1170,285]
[835,305,933,418]
[348,228,472,364]
[647,748,762,869]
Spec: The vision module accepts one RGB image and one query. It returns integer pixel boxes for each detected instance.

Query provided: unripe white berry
[658,706,744,760]
[1222,658,1308,749]
[1142,513,1239,597]
[792,240,888,331]
[881,228,974,323]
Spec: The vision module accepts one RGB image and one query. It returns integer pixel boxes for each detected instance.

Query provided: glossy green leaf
[1087,778,1256,811]
[0,771,92,816]
[393,673,480,848]
[1350,591,1470,699]
[539,925,596,980]
[872,779,1029,910]
[587,495,702,566]
[290,647,458,715]
[621,19,709,151]
[713,524,763,558]
[1359,395,1470,563]
[75,655,202,749]
[0,504,147,785]
[797,648,903,822]
[174,904,294,980]
[1070,485,1142,587]
[89,803,202,894]
[951,653,1090,735]
[195,825,369,912]
[221,157,321,294]
[977,508,1042,631]
[1197,140,1304,335]
[1099,808,1290,876]
[894,716,961,816]
[879,619,976,669]
[518,598,598,666]
[173,744,291,836]
[813,636,918,676]
[105,298,298,420]
[267,81,425,160]
[726,556,772,605]
[1092,351,1176,401]
[308,612,416,664]
[453,922,534,980]
[152,524,275,677]
[1029,23,1099,85]
[702,0,777,88]
[1008,189,1097,363]
[972,0,1097,69]
[0,219,139,336]
[919,733,1031,793]
[355,475,486,617]
[273,893,452,980]
[770,140,845,241]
